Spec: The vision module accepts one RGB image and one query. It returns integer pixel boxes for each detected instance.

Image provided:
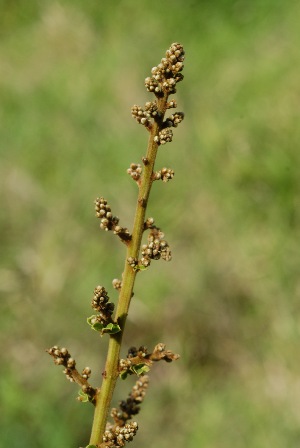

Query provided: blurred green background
[1,0,300,447]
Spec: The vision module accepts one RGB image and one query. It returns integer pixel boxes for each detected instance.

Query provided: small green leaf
[139,265,148,271]
[132,363,150,376]
[86,445,97,448]
[87,315,95,326]
[94,323,105,332]
[120,363,150,379]
[87,316,120,336]
[120,370,129,380]
[102,323,121,335]
[87,315,103,332]
[133,264,148,271]
[78,390,89,403]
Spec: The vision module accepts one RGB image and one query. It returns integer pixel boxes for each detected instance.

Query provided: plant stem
[89,93,168,445]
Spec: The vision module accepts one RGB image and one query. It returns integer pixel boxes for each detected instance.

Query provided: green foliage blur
[1,1,300,447]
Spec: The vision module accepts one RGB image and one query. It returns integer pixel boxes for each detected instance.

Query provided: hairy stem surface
[89,93,168,445]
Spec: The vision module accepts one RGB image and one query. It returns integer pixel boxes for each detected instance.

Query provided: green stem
[89,94,168,446]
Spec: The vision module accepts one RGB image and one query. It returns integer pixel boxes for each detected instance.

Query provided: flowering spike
[48,43,185,446]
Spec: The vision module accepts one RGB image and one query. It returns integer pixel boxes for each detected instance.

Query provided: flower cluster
[127,345,148,359]
[154,127,173,145]
[166,99,177,109]
[140,227,171,267]
[154,167,175,182]
[95,197,119,230]
[131,101,160,131]
[91,286,115,326]
[47,346,74,368]
[112,278,122,290]
[144,76,161,94]
[131,105,151,128]
[145,101,159,116]
[127,163,142,182]
[132,43,184,151]
[95,197,131,242]
[165,111,185,128]
[145,42,185,96]
[102,422,138,447]
[87,285,121,336]
[129,375,149,404]
[46,346,96,402]
[144,217,155,230]
[127,257,138,268]
[111,376,149,426]
[81,366,92,380]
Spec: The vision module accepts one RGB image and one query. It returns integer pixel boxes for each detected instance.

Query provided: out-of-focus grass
[1,1,300,447]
